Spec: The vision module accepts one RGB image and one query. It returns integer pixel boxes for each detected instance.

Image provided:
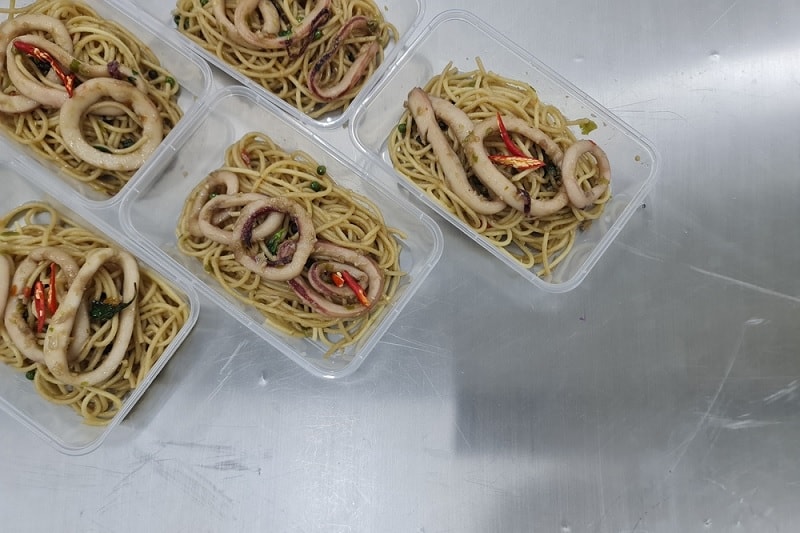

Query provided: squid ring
[197,192,285,246]
[234,0,331,57]
[308,16,380,102]
[186,170,241,238]
[231,196,316,281]
[0,14,73,113]
[288,240,385,318]
[464,114,568,216]
[59,77,163,171]
[44,248,139,387]
[3,247,89,364]
[212,0,280,47]
[560,139,610,209]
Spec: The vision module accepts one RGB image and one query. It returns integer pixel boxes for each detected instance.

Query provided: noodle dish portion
[169,0,420,126]
[177,132,404,356]
[0,159,199,454]
[351,11,660,291]
[0,0,210,202]
[119,86,443,379]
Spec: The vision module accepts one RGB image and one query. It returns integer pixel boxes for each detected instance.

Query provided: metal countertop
[2,0,799,531]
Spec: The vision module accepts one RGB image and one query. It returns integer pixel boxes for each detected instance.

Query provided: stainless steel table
[2,0,799,531]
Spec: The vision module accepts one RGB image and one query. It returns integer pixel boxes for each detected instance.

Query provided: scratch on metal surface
[454,422,473,452]
[667,324,744,473]
[703,0,739,34]
[703,414,780,430]
[219,339,249,374]
[414,355,442,400]
[763,380,799,404]
[380,332,445,355]
[687,265,800,304]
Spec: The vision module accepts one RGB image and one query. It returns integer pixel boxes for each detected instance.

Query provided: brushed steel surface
[1,0,799,531]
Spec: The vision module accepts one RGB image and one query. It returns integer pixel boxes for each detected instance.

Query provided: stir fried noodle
[389,59,612,277]
[177,132,403,354]
[0,0,182,196]
[173,0,397,118]
[0,202,190,425]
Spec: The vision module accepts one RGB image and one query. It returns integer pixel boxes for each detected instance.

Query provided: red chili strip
[340,270,370,308]
[496,112,527,158]
[13,40,78,97]
[47,263,58,315]
[489,154,546,171]
[33,280,46,334]
[330,271,345,288]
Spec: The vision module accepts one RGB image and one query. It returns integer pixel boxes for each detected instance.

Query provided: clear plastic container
[119,85,443,379]
[351,10,661,292]
[0,157,200,455]
[0,0,214,209]
[129,0,423,129]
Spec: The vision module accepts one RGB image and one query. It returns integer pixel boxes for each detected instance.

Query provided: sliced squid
[233,0,331,57]
[230,196,316,281]
[0,14,73,113]
[308,16,380,102]
[464,114,568,216]
[197,192,285,246]
[3,247,89,364]
[44,248,139,387]
[406,88,506,215]
[59,77,163,171]
[287,241,385,318]
[560,140,610,209]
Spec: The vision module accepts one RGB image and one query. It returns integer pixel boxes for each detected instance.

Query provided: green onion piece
[397,122,407,135]
[69,58,81,74]
[25,369,36,380]
[266,228,287,255]
[200,0,209,5]
[313,29,323,40]
[165,76,176,87]
[278,29,292,37]
[580,120,598,135]
[93,145,111,153]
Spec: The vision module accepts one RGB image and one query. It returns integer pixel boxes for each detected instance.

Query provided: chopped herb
[313,29,323,40]
[93,145,111,153]
[200,0,209,5]
[25,369,36,380]
[127,75,137,84]
[366,19,379,33]
[120,138,135,149]
[278,29,292,37]
[310,181,322,192]
[173,14,181,26]
[397,122,407,135]
[208,192,218,199]
[165,76,176,87]
[316,165,326,176]
[580,119,597,135]
[266,228,287,255]
[90,294,135,323]
[69,58,81,74]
